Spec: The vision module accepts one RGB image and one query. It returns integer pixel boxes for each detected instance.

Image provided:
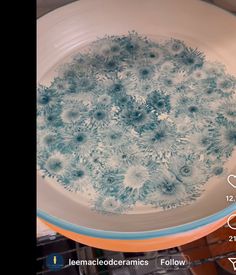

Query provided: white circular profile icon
[227,214,236,230]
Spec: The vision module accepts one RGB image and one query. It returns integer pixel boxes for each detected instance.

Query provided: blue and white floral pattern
[37,32,236,214]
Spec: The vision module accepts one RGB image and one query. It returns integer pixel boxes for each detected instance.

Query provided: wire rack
[36,223,236,275]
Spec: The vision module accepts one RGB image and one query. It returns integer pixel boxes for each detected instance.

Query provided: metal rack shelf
[36,223,236,275]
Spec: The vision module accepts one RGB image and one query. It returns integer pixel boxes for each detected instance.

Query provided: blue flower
[196,77,228,101]
[37,130,63,153]
[217,99,236,123]
[84,147,107,173]
[42,108,64,128]
[62,160,94,192]
[61,97,92,125]
[37,85,61,114]
[138,180,159,201]
[177,47,205,71]
[159,179,179,195]
[97,94,112,106]
[121,104,148,127]
[120,32,143,55]
[138,66,154,80]
[104,58,122,72]
[168,155,207,186]
[212,166,224,176]
[94,196,128,214]
[118,187,139,205]
[108,81,125,96]
[146,90,171,113]
[59,123,97,157]
[139,169,193,209]
[204,61,225,77]
[217,75,236,92]
[100,127,124,147]
[200,124,236,158]
[165,39,185,55]
[225,125,236,146]
[105,143,143,169]
[61,108,81,123]
[140,121,180,159]
[143,46,164,65]
[50,77,72,94]
[200,77,217,90]
[114,94,134,109]
[87,104,112,129]
[188,129,220,161]
[94,169,125,197]
[68,76,97,94]
[37,151,71,184]
[123,165,150,189]
[172,93,211,123]
[93,37,123,58]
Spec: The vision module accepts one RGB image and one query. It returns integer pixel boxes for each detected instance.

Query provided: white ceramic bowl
[37,0,236,240]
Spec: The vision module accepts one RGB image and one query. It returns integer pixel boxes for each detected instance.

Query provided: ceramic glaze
[37,32,236,214]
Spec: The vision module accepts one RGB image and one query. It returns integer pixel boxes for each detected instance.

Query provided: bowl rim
[37,204,236,240]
